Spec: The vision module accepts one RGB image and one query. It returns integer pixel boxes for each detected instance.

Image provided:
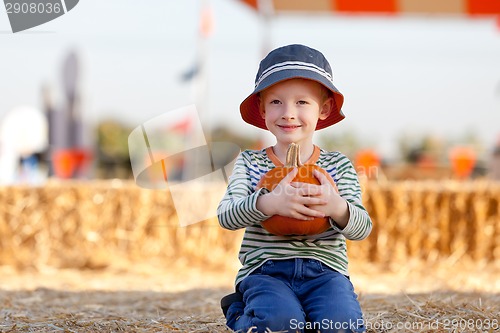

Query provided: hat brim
[240,70,345,131]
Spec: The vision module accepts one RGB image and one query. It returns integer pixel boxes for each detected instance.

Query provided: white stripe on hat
[255,61,333,88]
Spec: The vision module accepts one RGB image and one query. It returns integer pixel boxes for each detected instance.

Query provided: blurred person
[0,139,18,184]
[217,44,372,333]
[0,106,48,184]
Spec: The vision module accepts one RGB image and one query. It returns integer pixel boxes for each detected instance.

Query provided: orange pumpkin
[449,146,476,179]
[256,143,337,236]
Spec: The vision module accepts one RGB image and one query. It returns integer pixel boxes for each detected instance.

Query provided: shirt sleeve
[329,154,373,240]
[217,151,271,230]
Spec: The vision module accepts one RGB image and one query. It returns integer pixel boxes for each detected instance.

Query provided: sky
[1,0,500,159]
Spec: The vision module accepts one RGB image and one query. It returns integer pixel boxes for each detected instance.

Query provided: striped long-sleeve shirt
[217,145,372,286]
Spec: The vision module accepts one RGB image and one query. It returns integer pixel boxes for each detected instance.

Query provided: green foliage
[317,130,362,160]
[95,120,133,178]
[209,126,260,151]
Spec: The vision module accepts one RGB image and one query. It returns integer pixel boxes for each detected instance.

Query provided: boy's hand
[256,168,328,220]
[290,170,350,228]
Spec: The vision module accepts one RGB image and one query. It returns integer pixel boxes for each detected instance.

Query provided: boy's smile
[277,124,302,132]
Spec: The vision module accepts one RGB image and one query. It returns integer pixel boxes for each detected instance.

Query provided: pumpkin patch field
[0,180,499,332]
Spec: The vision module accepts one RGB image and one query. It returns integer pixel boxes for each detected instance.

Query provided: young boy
[217,44,372,333]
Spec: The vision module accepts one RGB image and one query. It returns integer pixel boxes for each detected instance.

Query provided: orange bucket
[52,149,92,179]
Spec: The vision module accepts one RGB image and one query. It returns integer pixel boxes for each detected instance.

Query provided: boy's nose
[281,104,296,120]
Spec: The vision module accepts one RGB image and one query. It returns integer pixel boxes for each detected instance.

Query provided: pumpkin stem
[285,143,303,167]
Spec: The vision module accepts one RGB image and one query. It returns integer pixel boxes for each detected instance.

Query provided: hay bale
[348,180,500,265]
[0,180,499,270]
[0,180,243,271]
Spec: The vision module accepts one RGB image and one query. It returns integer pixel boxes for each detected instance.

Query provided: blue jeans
[226,258,365,333]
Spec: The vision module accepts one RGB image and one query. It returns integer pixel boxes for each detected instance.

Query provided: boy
[217,44,372,333]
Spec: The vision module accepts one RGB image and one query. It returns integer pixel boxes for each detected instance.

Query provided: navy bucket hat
[240,44,345,131]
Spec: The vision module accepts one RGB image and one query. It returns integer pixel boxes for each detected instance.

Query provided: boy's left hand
[290,170,350,228]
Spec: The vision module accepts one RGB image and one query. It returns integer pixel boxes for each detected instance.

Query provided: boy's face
[259,78,332,147]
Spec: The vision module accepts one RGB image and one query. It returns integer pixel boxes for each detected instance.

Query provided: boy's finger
[296,205,325,218]
[301,196,327,206]
[291,212,315,221]
[313,169,328,184]
[290,182,323,196]
[314,170,339,193]
[281,168,298,184]
[297,183,322,196]
[297,197,328,208]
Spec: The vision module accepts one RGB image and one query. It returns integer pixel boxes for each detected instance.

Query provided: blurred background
[0,0,500,301]
[1,0,500,183]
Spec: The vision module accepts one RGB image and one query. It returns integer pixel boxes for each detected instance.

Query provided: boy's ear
[319,97,333,120]
[258,96,266,119]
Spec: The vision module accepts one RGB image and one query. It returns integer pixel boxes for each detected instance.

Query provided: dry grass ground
[1,260,498,333]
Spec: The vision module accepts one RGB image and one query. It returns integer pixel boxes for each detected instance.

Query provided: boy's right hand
[256,168,327,220]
